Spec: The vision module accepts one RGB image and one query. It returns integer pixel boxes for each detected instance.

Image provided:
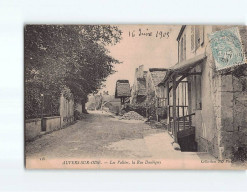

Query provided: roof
[158,53,207,86]
[149,69,167,97]
[116,80,129,83]
[170,53,206,72]
[149,68,168,72]
[115,80,131,98]
[149,69,167,86]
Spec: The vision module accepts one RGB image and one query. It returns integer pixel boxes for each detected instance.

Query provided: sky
[101,25,182,95]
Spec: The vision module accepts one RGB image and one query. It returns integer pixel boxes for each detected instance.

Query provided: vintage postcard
[24,25,247,169]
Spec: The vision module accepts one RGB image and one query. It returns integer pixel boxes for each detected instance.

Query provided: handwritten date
[129,28,169,39]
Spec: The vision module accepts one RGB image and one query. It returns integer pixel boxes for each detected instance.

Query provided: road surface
[25,111,215,162]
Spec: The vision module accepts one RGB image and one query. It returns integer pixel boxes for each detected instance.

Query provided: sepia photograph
[24,24,247,169]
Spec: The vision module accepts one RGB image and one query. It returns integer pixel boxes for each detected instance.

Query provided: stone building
[145,68,167,121]
[130,65,148,104]
[159,25,247,160]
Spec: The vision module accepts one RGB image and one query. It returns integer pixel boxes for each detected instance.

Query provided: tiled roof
[158,53,206,86]
[149,69,167,87]
[115,80,131,98]
[149,69,167,97]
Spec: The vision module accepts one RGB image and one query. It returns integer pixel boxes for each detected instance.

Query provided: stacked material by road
[119,111,145,121]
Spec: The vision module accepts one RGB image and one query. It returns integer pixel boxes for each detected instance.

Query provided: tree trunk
[81,100,88,114]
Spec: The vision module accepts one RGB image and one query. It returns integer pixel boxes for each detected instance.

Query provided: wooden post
[172,75,178,143]
[182,106,185,131]
[166,82,170,132]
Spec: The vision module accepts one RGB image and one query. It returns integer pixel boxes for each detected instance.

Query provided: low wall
[25,116,62,141]
[42,116,61,132]
[25,118,42,141]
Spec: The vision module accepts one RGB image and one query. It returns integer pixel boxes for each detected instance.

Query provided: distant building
[146,68,168,121]
[115,80,131,105]
[130,65,147,104]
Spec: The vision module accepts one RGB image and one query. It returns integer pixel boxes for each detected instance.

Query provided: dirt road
[25,111,224,169]
[25,111,169,159]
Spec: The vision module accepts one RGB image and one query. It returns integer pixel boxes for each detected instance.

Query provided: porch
[159,53,206,151]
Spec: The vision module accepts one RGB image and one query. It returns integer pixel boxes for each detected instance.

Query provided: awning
[158,53,207,86]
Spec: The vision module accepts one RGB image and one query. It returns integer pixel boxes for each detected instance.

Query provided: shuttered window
[191,25,204,52]
[191,26,195,51]
[195,26,200,50]
[180,37,184,62]
[200,26,204,45]
[179,34,186,62]
[183,34,186,60]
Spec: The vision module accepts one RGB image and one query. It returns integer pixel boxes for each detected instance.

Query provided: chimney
[138,65,144,78]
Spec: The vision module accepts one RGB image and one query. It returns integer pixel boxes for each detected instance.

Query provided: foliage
[146,91,157,119]
[25,25,122,119]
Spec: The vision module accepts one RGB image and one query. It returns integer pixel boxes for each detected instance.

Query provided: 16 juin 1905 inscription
[24,25,247,169]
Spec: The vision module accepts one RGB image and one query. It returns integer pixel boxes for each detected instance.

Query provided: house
[130,65,148,104]
[158,25,247,160]
[146,68,168,121]
[115,80,131,105]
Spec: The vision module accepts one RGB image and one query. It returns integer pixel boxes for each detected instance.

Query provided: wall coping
[43,116,61,119]
[25,118,42,123]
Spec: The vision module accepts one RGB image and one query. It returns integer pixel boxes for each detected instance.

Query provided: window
[179,34,186,62]
[183,34,186,61]
[191,26,195,51]
[180,37,183,62]
[200,26,204,46]
[195,26,200,50]
[191,25,204,52]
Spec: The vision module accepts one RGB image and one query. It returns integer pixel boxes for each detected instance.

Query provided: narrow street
[26,111,165,159]
[25,111,216,163]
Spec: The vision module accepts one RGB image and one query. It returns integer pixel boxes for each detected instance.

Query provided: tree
[25,25,122,118]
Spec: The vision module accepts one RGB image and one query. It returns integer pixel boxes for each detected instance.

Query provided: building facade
[159,25,247,159]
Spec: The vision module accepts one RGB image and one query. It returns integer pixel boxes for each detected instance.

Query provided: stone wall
[25,90,75,142]
[25,116,63,141]
[218,68,247,160]
[42,116,61,132]
[25,118,42,141]
[195,62,247,160]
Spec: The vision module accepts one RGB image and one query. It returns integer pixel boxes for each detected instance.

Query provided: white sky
[101,25,182,95]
